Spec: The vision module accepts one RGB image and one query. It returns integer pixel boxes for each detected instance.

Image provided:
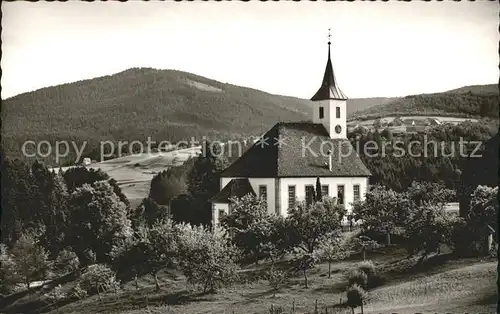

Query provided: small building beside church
[210,39,371,227]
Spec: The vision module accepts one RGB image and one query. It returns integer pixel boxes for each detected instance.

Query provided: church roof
[311,42,347,101]
[210,178,255,203]
[220,122,371,178]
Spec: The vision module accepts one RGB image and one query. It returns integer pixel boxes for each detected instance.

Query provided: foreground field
[21,248,493,314]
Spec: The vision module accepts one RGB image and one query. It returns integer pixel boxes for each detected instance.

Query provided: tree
[63,167,129,206]
[112,219,178,291]
[403,204,459,260]
[346,284,367,314]
[66,181,132,264]
[149,169,188,206]
[266,267,288,297]
[5,231,51,290]
[1,158,38,246]
[176,224,240,293]
[220,194,286,264]
[317,234,350,278]
[291,250,317,289]
[286,197,346,254]
[187,141,229,226]
[54,248,80,276]
[315,177,323,202]
[351,236,380,261]
[352,185,410,245]
[466,186,498,255]
[406,181,455,207]
[130,197,170,228]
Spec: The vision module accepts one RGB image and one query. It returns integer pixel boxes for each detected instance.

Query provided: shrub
[43,284,67,302]
[176,224,240,293]
[266,267,288,297]
[357,260,376,278]
[79,264,120,295]
[346,284,367,313]
[69,283,88,300]
[344,269,368,289]
[54,248,80,276]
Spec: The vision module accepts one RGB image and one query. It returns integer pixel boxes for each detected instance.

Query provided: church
[210,37,371,227]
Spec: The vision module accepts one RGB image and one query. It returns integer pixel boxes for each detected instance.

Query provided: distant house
[403,118,429,133]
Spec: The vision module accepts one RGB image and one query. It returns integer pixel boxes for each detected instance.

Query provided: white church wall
[278,176,368,218]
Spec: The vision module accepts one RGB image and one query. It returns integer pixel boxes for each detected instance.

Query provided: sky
[2,1,498,100]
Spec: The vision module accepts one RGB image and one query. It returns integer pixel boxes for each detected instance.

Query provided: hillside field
[1,247,495,314]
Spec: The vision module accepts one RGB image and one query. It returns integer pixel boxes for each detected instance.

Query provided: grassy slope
[3,247,494,314]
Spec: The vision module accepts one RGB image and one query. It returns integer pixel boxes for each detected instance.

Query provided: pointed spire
[311,30,347,101]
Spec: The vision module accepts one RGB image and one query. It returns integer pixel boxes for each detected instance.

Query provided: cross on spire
[328,28,331,45]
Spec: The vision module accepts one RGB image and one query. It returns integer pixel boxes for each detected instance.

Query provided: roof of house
[210,178,255,203]
[311,42,347,101]
[220,122,371,178]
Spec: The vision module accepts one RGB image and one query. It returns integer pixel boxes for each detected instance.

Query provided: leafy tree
[406,181,455,206]
[465,186,498,255]
[149,169,188,206]
[350,236,380,261]
[403,204,459,259]
[4,231,51,290]
[286,197,345,254]
[176,224,239,293]
[1,158,38,246]
[291,250,317,289]
[317,234,350,278]
[79,264,120,296]
[66,181,132,265]
[54,248,80,276]
[346,284,367,314]
[220,194,286,264]
[352,185,410,245]
[266,267,288,297]
[137,219,178,291]
[130,197,170,228]
[63,167,129,206]
[187,141,229,226]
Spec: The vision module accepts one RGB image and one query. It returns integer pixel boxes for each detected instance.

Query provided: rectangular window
[219,209,226,220]
[288,185,296,209]
[259,185,267,202]
[336,107,341,119]
[353,184,360,202]
[337,185,345,205]
[305,185,315,206]
[321,185,329,198]
[319,107,324,119]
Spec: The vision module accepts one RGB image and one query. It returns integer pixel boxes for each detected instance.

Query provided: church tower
[311,31,347,139]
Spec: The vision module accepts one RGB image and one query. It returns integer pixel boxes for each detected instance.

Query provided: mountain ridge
[2,67,497,165]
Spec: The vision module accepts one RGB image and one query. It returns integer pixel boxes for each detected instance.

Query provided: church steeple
[311,30,347,101]
[310,29,348,139]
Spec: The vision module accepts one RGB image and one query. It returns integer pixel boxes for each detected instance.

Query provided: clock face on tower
[335,125,342,134]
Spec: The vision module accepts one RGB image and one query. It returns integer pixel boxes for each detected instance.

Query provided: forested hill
[1,68,497,165]
[350,84,499,120]
[0,67,402,165]
[2,68,314,164]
